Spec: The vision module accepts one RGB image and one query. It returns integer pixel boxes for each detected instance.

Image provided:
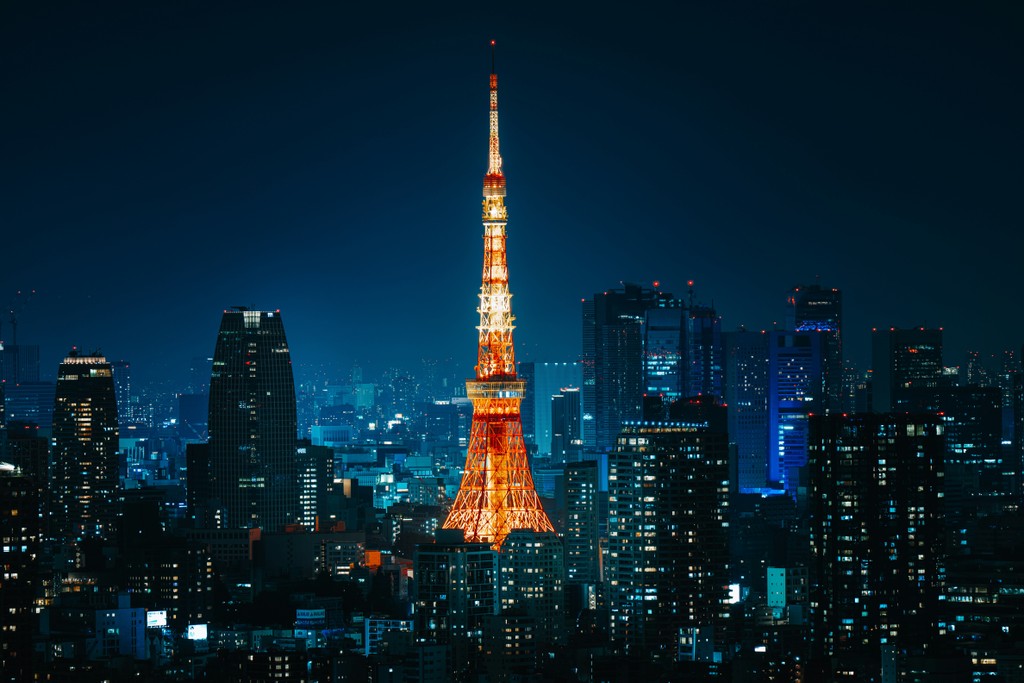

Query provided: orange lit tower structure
[442,45,555,548]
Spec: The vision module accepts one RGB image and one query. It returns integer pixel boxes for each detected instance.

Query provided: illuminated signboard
[186,624,208,640]
[146,610,167,628]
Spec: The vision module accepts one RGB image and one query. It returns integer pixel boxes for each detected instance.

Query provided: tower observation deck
[442,43,555,549]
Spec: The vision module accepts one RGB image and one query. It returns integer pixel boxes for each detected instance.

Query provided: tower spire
[442,50,555,548]
[484,40,504,194]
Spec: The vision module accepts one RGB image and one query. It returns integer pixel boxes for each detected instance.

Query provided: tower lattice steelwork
[443,45,555,548]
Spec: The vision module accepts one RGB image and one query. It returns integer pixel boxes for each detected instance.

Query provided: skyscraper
[110,359,133,427]
[871,327,944,413]
[643,303,688,401]
[583,283,669,453]
[686,303,724,401]
[205,308,297,531]
[441,52,554,548]
[768,331,824,497]
[808,413,946,680]
[415,529,498,664]
[519,361,582,455]
[0,465,39,680]
[51,350,120,543]
[563,459,600,587]
[724,329,770,492]
[787,284,843,413]
[0,343,40,387]
[607,420,730,661]
[550,387,582,462]
[498,530,566,647]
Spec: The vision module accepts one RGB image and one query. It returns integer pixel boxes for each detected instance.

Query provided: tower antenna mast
[442,43,555,548]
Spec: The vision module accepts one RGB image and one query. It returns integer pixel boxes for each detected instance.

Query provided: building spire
[484,40,504,195]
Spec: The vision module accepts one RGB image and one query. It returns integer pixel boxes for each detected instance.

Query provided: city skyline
[4,4,1022,385]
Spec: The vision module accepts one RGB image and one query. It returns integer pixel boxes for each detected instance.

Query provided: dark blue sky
[4,2,1022,385]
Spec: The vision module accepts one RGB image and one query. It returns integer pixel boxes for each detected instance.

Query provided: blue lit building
[519,361,582,456]
[724,329,770,492]
[768,331,823,497]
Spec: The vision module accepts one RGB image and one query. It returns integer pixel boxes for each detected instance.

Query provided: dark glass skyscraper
[51,351,119,543]
[206,309,297,531]
[583,283,670,452]
[871,327,944,412]
[724,329,770,492]
[110,359,133,427]
[686,303,724,401]
[787,284,842,413]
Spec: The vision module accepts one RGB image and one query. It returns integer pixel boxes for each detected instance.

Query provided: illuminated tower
[442,45,555,548]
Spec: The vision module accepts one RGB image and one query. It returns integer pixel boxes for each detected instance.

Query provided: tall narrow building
[724,329,770,492]
[607,420,730,662]
[871,327,944,412]
[583,283,669,452]
[787,284,843,413]
[206,309,297,531]
[768,330,824,497]
[51,350,120,543]
[0,466,39,680]
[808,413,946,680]
[441,50,554,548]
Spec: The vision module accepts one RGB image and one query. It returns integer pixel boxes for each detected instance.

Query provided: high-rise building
[583,283,670,453]
[415,529,498,653]
[607,420,730,661]
[0,466,39,680]
[808,414,946,680]
[643,303,688,402]
[440,56,554,548]
[4,381,55,432]
[550,387,581,463]
[871,327,944,413]
[644,297,724,406]
[0,343,40,387]
[686,303,724,401]
[1015,373,1024,499]
[296,439,335,530]
[787,284,843,413]
[5,421,49,537]
[519,361,582,454]
[205,309,298,531]
[110,359,133,427]
[724,329,770,492]
[563,459,600,587]
[498,530,566,646]
[768,331,824,497]
[51,350,119,543]
[908,386,1007,543]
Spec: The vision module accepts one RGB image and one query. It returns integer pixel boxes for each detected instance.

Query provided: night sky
[4,3,1022,385]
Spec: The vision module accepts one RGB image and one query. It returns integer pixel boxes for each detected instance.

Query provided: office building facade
[205,309,298,531]
[51,350,120,543]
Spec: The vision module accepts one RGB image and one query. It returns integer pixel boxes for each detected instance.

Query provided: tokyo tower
[442,43,556,548]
